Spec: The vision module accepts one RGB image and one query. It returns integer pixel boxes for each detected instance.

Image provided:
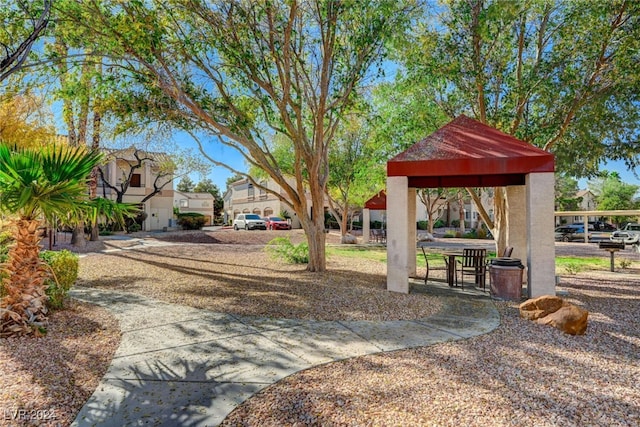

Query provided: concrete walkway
[70,283,499,427]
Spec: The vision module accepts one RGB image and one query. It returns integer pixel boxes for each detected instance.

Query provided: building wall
[174,191,215,225]
[224,178,302,228]
[98,150,175,231]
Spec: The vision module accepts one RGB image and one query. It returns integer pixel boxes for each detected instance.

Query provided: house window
[248,183,255,200]
[180,199,188,208]
[130,173,142,188]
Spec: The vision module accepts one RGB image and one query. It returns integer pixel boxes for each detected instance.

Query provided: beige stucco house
[97,147,174,231]
[173,191,215,225]
[223,178,303,228]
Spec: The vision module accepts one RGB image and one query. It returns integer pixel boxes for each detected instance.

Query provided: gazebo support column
[526,172,556,297]
[386,176,413,293]
[407,187,417,277]
[506,185,528,267]
[363,208,370,243]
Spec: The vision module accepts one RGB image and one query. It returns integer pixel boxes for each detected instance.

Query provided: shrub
[0,231,14,298]
[40,250,79,310]
[417,220,428,230]
[434,219,446,228]
[176,213,207,230]
[619,258,632,269]
[451,219,460,228]
[265,237,309,264]
[463,229,477,239]
[0,229,12,264]
[563,263,582,275]
[128,223,142,232]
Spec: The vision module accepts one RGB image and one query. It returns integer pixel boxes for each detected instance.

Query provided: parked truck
[610,223,640,252]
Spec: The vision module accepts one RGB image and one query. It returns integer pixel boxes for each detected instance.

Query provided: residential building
[97,146,174,231]
[556,189,598,225]
[223,178,303,228]
[173,191,215,225]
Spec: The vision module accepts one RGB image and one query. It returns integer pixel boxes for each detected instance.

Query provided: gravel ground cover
[3,230,639,426]
[221,270,640,426]
[0,301,120,427]
[75,236,443,321]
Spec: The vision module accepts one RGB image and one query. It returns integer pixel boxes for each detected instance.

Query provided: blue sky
[180,132,246,192]
[578,159,640,192]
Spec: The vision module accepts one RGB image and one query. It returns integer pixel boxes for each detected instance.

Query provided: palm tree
[0,143,102,337]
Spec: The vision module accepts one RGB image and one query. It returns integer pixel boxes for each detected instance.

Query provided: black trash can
[489,257,524,301]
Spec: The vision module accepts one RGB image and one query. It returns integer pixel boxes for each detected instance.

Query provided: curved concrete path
[70,283,499,427]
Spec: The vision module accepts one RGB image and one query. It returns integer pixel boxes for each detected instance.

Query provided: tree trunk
[427,209,434,234]
[71,223,86,248]
[340,209,349,237]
[492,188,508,256]
[458,193,466,233]
[0,218,48,337]
[90,224,100,241]
[302,185,327,272]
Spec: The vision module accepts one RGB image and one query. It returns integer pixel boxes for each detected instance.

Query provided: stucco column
[386,176,409,293]
[526,172,556,297]
[506,185,528,266]
[407,187,417,277]
[363,208,370,243]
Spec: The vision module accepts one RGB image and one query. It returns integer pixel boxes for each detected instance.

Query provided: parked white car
[233,214,267,230]
[610,223,640,251]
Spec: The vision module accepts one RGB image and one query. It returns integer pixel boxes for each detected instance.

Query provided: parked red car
[263,216,291,230]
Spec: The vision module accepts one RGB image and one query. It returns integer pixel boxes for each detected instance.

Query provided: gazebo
[385,115,556,298]
[362,190,386,242]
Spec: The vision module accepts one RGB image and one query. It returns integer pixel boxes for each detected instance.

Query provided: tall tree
[326,111,385,239]
[0,92,56,148]
[555,174,582,212]
[177,176,195,193]
[57,0,413,272]
[0,0,51,82]
[417,188,458,234]
[589,171,639,224]
[392,0,640,253]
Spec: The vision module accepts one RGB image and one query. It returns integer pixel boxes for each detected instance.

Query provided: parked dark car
[571,221,616,232]
[263,216,291,230]
[555,226,591,242]
[593,222,617,232]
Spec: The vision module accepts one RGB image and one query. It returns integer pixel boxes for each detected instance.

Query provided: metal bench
[598,241,625,272]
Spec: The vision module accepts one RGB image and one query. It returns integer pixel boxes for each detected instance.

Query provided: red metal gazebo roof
[364,190,386,210]
[387,115,554,188]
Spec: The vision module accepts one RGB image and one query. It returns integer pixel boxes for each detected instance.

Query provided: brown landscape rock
[536,304,589,335]
[519,295,564,320]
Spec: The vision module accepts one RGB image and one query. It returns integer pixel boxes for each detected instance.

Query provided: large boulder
[536,304,589,335]
[520,295,589,335]
[519,295,564,320]
[341,234,358,244]
[417,232,434,242]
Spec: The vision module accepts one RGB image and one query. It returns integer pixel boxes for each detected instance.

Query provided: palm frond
[0,143,103,220]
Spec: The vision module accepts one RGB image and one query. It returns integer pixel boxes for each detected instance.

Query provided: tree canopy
[0,0,50,82]
[382,0,640,252]
[55,0,414,271]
